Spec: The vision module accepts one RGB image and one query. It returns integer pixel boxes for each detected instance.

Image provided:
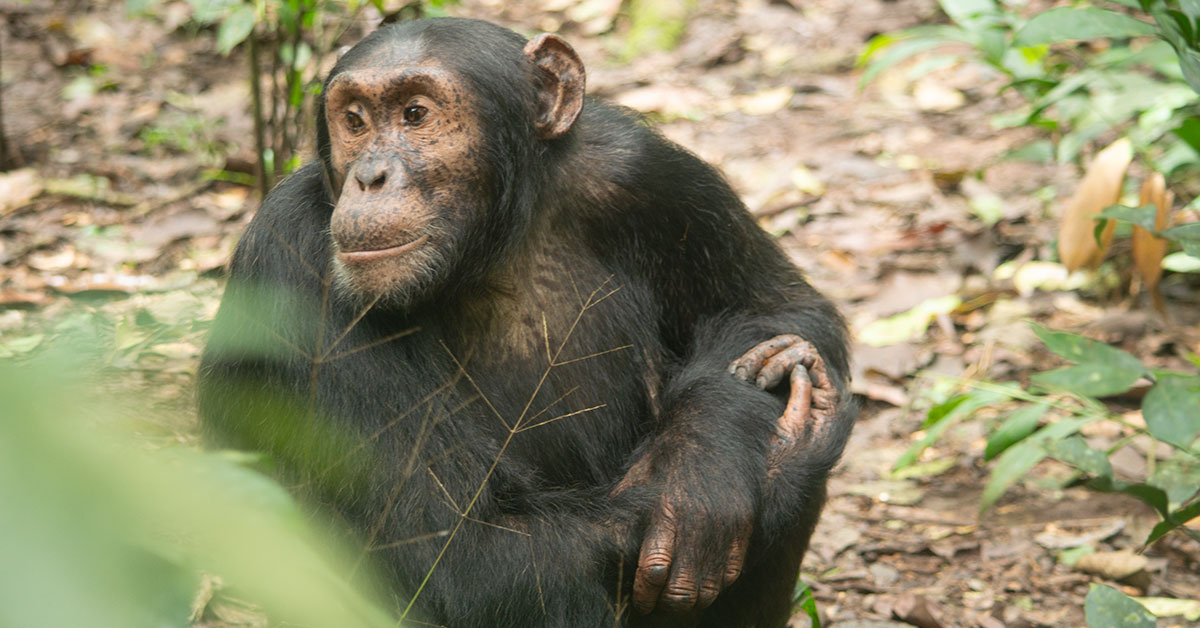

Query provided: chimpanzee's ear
[524,34,586,140]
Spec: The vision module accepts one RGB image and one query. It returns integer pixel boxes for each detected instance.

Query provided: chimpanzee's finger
[756,345,803,389]
[724,524,749,587]
[658,558,701,613]
[727,334,802,381]
[633,515,677,614]
[780,363,813,440]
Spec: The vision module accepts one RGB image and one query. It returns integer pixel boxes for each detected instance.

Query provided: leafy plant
[897,324,1200,544]
[860,1,1200,169]
[0,349,395,628]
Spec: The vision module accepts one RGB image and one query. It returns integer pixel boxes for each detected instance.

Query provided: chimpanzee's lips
[337,235,430,263]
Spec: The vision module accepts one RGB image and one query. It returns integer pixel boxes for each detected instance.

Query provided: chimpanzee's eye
[403,105,428,125]
[345,111,366,133]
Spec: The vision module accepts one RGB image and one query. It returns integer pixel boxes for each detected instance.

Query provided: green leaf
[1085,584,1154,628]
[1030,325,1146,397]
[981,414,1096,512]
[975,26,1008,66]
[968,191,1004,226]
[859,37,947,87]
[923,393,971,428]
[1148,6,1200,95]
[1172,117,1200,154]
[792,580,820,627]
[896,388,1014,471]
[982,440,1046,511]
[1097,204,1160,233]
[216,4,256,55]
[985,402,1049,461]
[858,295,962,347]
[1093,217,1111,248]
[0,334,45,358]
[1049,436,1113,479]
[1149,453,1200,505]
[1033,364,1143,398]
[1145,498,1200,545]
[1162,222,1200,257]
[189,0,240,24]
[1089,477,1171,516]
[1058,545,1095,566]
[1142,375,1200,448]
[1032,325,1145,369]
[1002,140,1054,163]
[938,0,998,27]
[1014,8,1156,48]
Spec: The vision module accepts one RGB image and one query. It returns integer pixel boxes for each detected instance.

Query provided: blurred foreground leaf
[0,352,394,628]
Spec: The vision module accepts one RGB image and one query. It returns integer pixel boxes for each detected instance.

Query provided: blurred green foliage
[0,349,395,628]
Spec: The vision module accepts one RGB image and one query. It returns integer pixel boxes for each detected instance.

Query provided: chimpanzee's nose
[354,157,389,191]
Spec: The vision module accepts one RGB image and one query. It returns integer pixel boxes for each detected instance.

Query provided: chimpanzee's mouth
[337,235,430,263]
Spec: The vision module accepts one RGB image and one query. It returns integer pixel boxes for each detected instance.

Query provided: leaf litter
[1,0,1198,626]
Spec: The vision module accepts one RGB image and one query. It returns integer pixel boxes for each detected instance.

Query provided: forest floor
[1,0,1199,626]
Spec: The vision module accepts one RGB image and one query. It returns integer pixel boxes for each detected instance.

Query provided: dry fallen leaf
[1131,172,1171,310]
[1058,138,1132,272]
[913,77,964,112]
[0,168,43,215]
[613,85,710,118]
[1074,550,1148,580]
[892,592,946,628]
[725,86,794,116]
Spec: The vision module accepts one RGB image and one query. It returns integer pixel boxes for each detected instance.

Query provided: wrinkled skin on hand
[614,333,840,618]
[727,334,839,477]
[612,449,753,618]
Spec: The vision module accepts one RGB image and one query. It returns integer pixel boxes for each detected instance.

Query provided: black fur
[199,17,856,628]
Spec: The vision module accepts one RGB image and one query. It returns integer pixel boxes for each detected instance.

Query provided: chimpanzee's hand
[727,334,838,476]
[611,455,753,616]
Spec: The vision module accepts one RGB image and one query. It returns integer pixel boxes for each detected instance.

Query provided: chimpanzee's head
[316,18,585,307]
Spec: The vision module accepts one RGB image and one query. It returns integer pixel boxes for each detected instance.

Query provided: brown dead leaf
[1034,519,1125,549]
[563,0,622,36]
[1058,138,1132,271]
[1131,173,1172,310]
[0,290,52,308]
[0,168,43,215]
[722,86,794,116]
[1074,550,1148,580]
[46,272,157,295]
[892,593,946,628]
[27,246,80,272]
[613,85,710,118]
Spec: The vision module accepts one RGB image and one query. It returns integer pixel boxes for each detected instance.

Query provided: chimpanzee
[199,17,856,628]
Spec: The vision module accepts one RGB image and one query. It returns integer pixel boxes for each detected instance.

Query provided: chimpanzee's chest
[316,254,666,491]
[438,258,666,488]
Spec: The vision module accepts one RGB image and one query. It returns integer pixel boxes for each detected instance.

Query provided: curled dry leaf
[1058,138,1132,272]
[1131,173,1172,307]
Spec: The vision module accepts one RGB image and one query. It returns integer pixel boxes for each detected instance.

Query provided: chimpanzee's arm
[586,120,856,615]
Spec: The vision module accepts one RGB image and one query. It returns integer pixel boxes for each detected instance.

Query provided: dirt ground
[1,0,1199,626]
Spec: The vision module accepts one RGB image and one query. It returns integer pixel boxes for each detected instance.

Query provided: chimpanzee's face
[323,53,491,305]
